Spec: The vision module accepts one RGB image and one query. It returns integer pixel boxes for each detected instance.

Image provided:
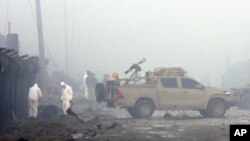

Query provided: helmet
[61,82,66,86]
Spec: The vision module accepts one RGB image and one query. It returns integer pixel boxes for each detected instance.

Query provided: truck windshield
[181,78,201,89]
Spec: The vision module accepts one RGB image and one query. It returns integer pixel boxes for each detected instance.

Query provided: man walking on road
[86,71,97,102]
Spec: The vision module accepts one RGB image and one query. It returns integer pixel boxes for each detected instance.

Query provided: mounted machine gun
[124,58,146,85]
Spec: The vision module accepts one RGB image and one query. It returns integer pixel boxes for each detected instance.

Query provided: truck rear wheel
[135,100,154,118]
[240,94,250,109]
[207,99,226,117]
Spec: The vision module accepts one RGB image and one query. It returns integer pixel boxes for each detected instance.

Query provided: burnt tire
[128,107,137,118]
[135,100,154,118]
[95,83,105,103]
[207,99,226,117]
[239,94,250,109]
[199,110,209,117]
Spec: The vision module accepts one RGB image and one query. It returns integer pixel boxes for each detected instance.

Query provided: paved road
[93,107,250,140]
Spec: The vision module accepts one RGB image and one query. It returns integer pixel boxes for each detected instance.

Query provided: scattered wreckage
[230,85,250,109]
[96,58,239,118]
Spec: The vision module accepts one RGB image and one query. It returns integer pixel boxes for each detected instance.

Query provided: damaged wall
[0,47,39,130]
[0,34,6,47]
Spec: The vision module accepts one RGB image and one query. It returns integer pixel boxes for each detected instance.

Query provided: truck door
[179,78,207,109]
[157,77,182,108]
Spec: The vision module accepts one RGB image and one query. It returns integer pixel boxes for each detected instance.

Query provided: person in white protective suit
[83,71,89,100]
[60,82,73,114]
[28,84,42,117]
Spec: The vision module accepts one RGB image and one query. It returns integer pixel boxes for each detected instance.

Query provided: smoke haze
[1,0,250,85]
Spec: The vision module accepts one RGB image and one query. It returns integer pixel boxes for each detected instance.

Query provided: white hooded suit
[83,72,89,100]
[61,82,73,114]
[28,84,42,117]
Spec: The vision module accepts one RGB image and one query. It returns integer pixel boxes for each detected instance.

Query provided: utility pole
[35,0,47,97]
[8,21,11,34]
[64,0,68,75]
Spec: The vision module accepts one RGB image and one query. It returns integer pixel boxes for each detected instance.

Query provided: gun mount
[124,58,146,85]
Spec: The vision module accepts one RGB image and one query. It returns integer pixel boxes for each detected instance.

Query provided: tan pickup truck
[96,66,239,118]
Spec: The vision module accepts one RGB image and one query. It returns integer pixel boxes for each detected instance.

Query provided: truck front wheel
[207,99,226,117]
[135,100,154,118]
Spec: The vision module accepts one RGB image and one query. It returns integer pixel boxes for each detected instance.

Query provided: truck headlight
[224,90,232,95]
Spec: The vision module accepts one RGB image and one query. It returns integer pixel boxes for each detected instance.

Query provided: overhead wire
[27,0,61,72]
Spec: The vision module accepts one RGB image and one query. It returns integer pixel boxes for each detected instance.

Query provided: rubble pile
[38,105,64,119]
[0,114,123,141]
[0,116,84,141]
